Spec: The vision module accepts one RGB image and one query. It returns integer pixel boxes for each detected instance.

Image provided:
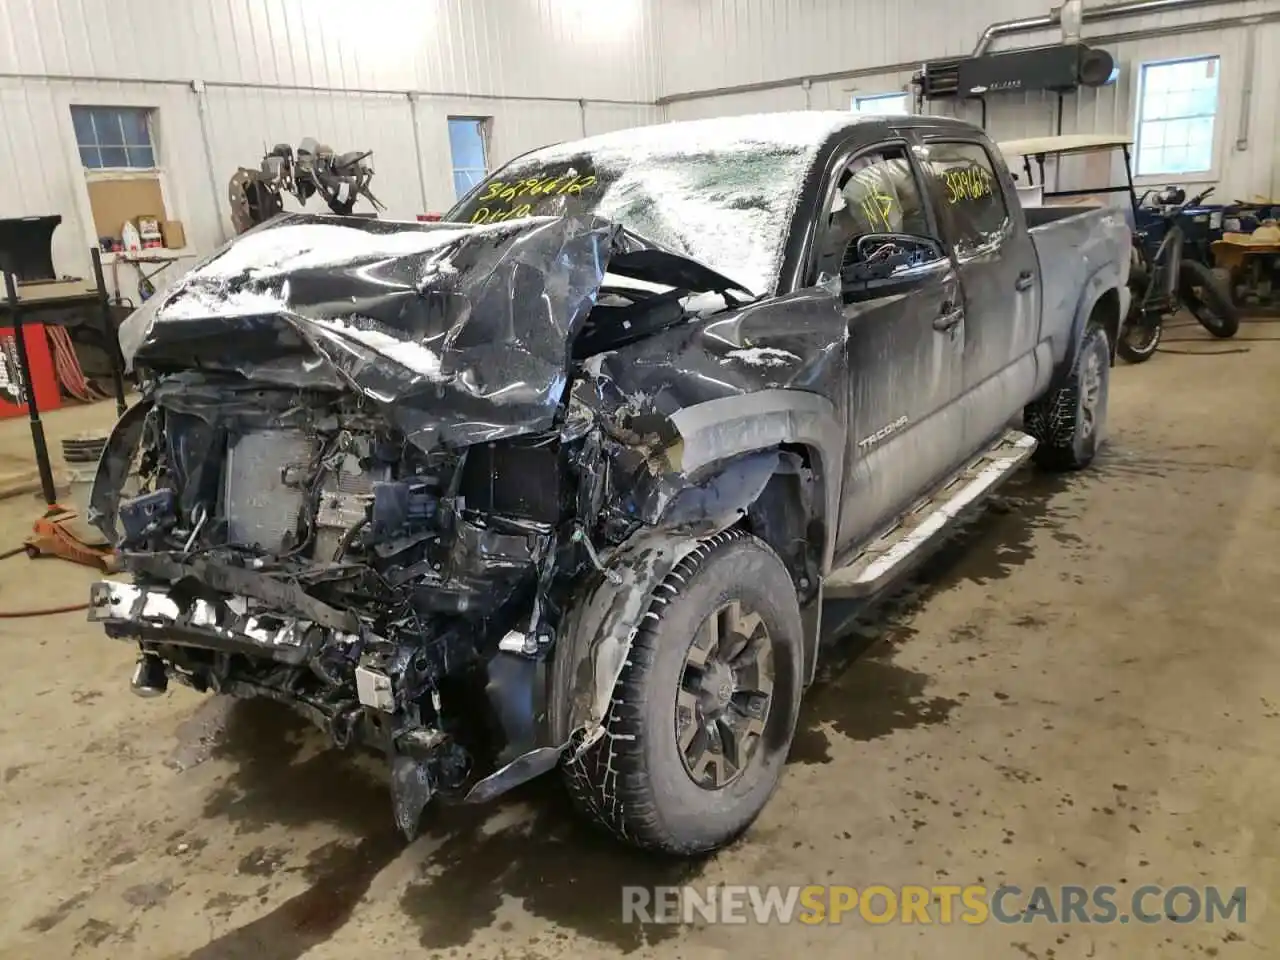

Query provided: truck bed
[1025,204,1132,367]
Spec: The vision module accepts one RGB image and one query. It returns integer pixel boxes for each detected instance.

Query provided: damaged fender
[549,527,711,750]
[547,393,845,749]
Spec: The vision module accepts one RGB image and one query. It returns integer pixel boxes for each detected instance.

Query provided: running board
[824,430,1038,599]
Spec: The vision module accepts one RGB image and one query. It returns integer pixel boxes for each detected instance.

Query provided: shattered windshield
[447,135,815,297]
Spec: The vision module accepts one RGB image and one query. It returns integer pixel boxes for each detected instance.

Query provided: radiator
[224,429,314,551]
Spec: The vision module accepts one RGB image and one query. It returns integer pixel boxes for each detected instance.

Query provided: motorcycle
[1118,185,1240,364]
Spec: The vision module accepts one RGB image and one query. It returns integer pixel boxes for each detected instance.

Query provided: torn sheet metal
[119,212,745,452]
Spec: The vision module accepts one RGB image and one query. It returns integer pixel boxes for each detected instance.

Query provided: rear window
[447,143,814,297]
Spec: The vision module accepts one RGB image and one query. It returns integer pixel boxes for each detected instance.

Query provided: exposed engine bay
[88,212,842,836]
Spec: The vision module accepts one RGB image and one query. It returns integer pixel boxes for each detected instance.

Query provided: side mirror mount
[840,234,945,303]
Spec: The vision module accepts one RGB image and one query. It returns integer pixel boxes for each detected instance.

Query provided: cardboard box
[160,219,186,249]
[86,176,167,242]
[136,214,162,250]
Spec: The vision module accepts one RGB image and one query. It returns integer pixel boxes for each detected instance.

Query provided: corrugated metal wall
[660,0,1280,201]
[4,0,1280,291]
[0,0,659,291]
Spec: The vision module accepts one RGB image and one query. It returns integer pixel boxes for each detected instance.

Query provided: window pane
[812,146,938,279]
[1167,91,1193,119]
[1189,87,1217,116]
[71,108,96,147]
[95,110,126,146]
[78,145,101,168]
[1163,146,1189,172]
[1137,57,1219,174]
[125,145,155,168]
[119,109,148,146]
[99,146,128,167]
[453,169,485,200]
[1163,118,1192,147]
[448,118,487,173]
[852,93,908,116]
[924,142,1010,256]
[1142,92,1166,121]
[1187,140,1213,173]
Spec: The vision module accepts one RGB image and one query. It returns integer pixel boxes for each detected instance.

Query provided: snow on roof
[519,111,866,164]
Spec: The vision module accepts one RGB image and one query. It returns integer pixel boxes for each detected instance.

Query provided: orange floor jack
[5,251,127,571]
[25,504,114,570]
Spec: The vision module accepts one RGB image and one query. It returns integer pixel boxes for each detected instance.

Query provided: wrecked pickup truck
[88,112,1130,854]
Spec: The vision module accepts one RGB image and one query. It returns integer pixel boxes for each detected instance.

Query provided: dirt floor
[1,317,1278,959]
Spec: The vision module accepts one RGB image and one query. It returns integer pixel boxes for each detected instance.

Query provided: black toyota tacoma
[89,112,1130,854]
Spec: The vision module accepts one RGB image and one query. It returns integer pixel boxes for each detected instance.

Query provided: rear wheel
[562,529,803,854]
[1179,260,1240,338]
[1024,324,1110,471]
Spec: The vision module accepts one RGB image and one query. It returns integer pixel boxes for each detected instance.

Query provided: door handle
[1015,270,1035,292]
[933,305,963,332]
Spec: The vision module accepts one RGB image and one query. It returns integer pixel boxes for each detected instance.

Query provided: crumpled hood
[121,212,744,450]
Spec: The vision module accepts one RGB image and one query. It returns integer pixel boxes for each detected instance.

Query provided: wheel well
[1092,287,1122,360]
[736,444,824,604]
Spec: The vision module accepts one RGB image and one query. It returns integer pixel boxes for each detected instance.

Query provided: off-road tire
[1025,324,1110,471]
[562,529,803,854]
[1179,260,1240,338]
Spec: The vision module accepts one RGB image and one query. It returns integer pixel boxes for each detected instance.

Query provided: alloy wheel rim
[1080,350,1103,439]
[676,599,775,790]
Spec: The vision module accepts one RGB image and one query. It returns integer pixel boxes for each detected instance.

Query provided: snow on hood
[121,213,742,451]
[188,221,477,281]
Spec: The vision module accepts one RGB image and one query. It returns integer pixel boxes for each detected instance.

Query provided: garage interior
[2,0,1280,957]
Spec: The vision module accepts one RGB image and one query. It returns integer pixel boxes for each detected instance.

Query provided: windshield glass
[446,132,817,297]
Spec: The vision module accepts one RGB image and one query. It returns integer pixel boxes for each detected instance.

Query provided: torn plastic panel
[120,212,750,452]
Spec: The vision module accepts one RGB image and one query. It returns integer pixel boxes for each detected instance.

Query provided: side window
[811,144,940,282]
[922,141,1011,255]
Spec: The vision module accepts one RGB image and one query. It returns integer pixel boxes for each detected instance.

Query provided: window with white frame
[448,117,491,200]
[71,106,156,169]
[1134,56,1220,177]
[851,92,910,116]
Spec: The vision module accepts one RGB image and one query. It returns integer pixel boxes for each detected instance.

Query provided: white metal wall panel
[657,1,1280,200]
[926,23,1280,200]
[665,85,807,122]
[657,0,1279,98]
[0,77,208,287]
[0,0,660,103]
[202,87,423,227]
[583,102,665,137]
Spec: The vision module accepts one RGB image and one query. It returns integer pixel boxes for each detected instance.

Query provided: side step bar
[824,430,1038,600]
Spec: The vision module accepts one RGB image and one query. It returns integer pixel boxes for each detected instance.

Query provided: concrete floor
[1,318,1278,960]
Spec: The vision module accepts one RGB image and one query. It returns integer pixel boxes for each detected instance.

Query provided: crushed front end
[87,211,836,837]
[90,373,589,835]
[86,211,766,835]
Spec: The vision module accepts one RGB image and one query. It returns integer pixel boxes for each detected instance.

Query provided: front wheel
[1179,260,1240,338]
[562,529,803,854]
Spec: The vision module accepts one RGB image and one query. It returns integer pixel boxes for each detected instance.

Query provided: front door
[807,142,969,558]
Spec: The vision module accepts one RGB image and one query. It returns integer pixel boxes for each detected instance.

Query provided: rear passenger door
[916,140,1040,438]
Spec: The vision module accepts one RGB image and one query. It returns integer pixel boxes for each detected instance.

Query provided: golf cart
[999,134,1238,363]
